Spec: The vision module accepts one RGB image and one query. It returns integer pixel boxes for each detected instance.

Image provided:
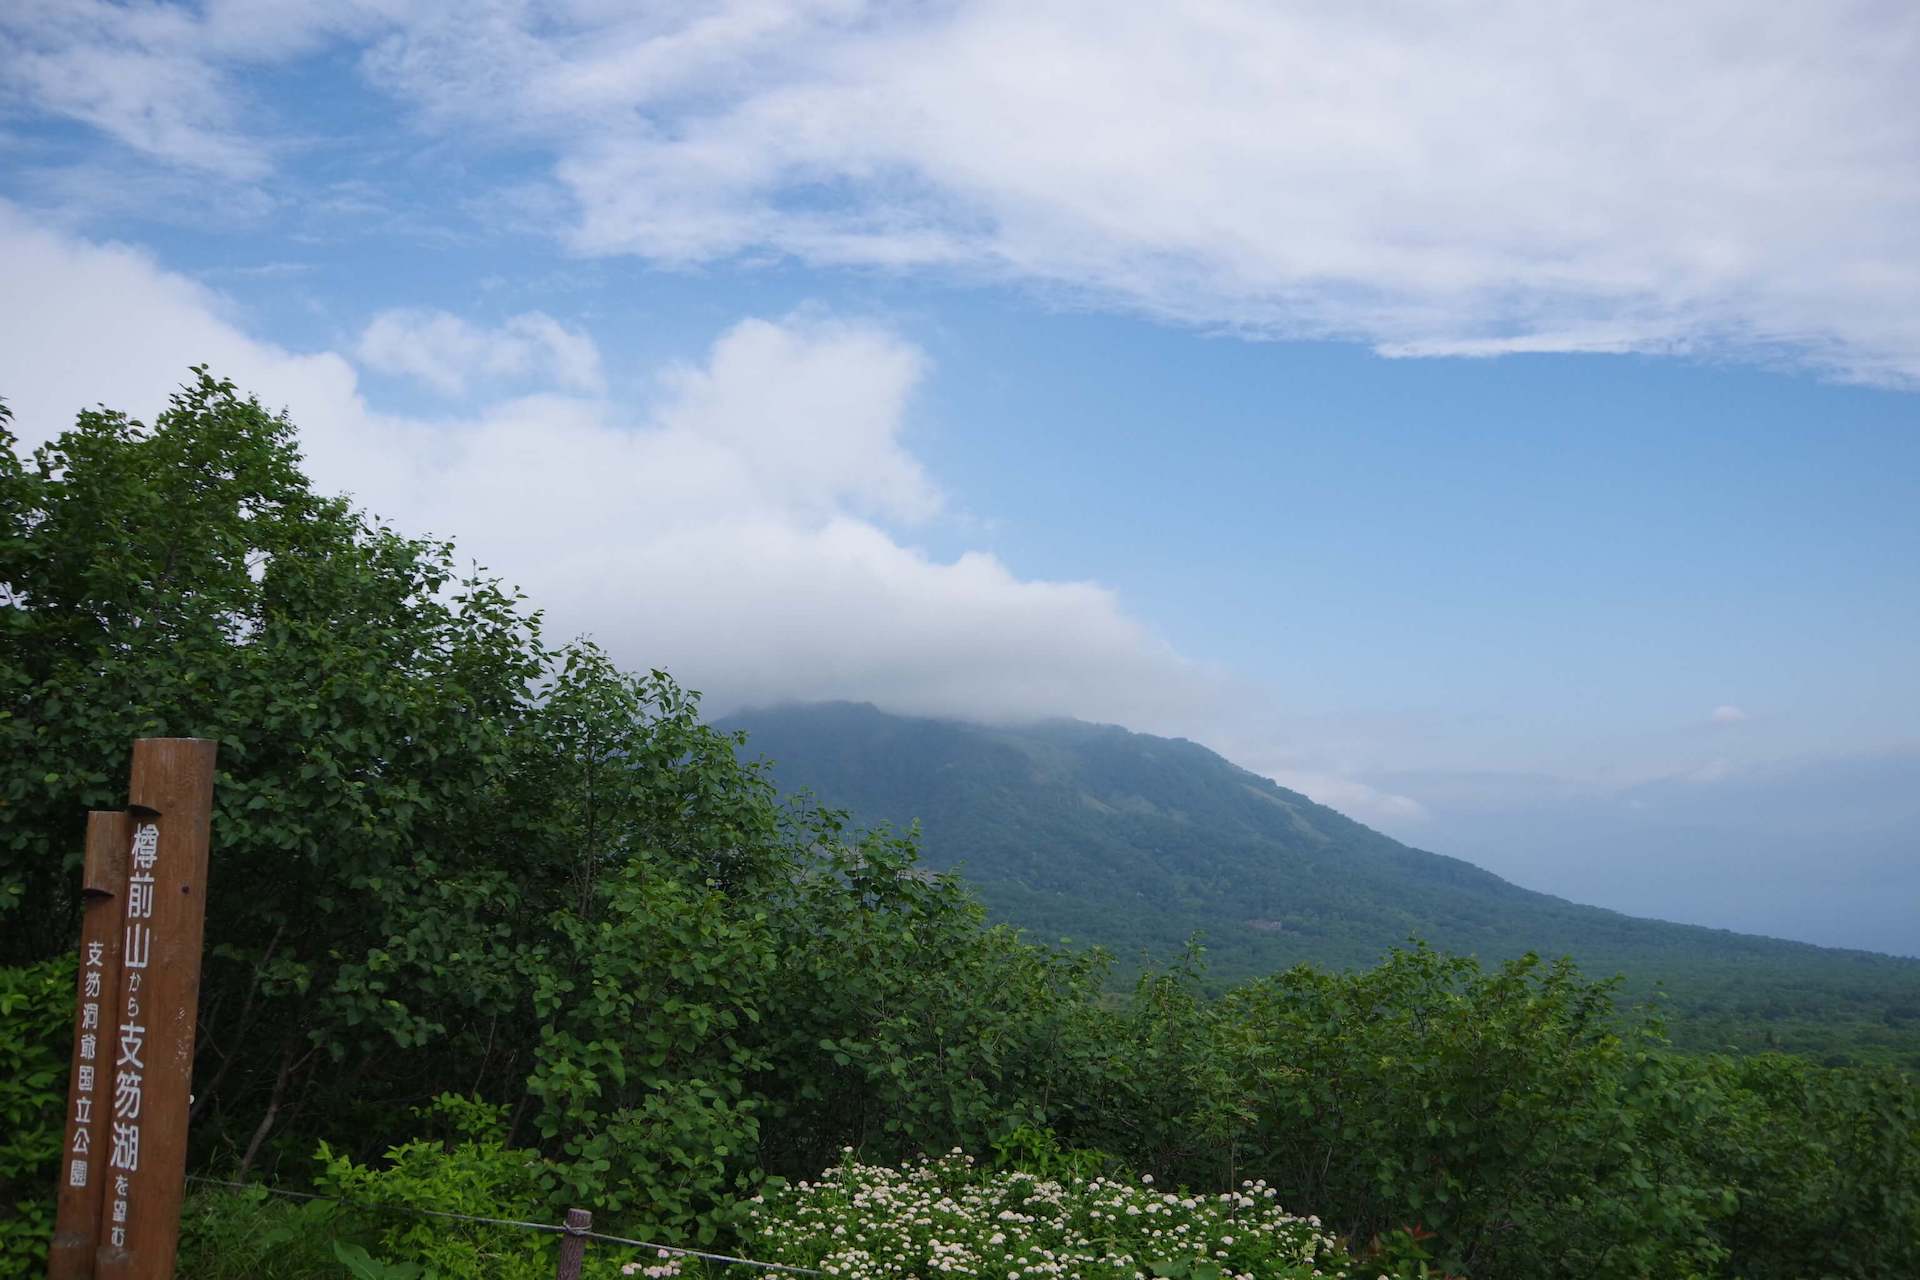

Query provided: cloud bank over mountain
[0,204,1247,755]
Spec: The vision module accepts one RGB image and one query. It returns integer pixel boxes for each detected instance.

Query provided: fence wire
[184,1174,821,1275]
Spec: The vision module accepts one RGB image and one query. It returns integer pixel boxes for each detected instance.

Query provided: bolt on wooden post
[48,812,133,1280]
[91,739,218,1280]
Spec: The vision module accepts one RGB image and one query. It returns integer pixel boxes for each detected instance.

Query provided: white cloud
[354,1,1920,385]
[1710,704,1750,725]
[0,203,1217,737]
[1260,769,1430,827]
[12,3,1920,382]
[357,309,605,396]
[0,0,376,178]
[0,201,365,443]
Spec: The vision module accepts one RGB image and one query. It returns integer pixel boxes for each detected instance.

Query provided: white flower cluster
[622,1247,686,1277]
[742,1148,1350,1280]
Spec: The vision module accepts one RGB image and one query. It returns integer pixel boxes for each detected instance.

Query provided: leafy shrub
[990,1123,1117,1182]
[528,860,776,1243]
[739,1150,1355,1280]
[0,957,71,1280]
[1188,947,1731,1279]
[175,1184,347,1280]
[1691,1053,1920,1279]
[751,830,1112,1180]
[1077,944,1917,1279]
[314,1095,559,1280]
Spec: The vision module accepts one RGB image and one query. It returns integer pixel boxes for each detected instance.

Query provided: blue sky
[3,2,1917,953]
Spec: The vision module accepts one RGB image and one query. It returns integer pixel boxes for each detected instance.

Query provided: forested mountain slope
[722,702,1920,1065]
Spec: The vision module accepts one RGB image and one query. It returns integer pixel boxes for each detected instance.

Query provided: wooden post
[553,1208,592,1280]
[94,739,218,1280]
[48,812,133,1280]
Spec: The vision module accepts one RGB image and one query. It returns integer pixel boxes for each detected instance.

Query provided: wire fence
[184,1174,822,1279]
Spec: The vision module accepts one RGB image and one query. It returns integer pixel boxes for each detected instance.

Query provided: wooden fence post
[554,1207,592,1280]
[93,738,218,1280]
[48,812,133,1280]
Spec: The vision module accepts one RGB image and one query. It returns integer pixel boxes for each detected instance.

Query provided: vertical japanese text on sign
[103,820,157,1248]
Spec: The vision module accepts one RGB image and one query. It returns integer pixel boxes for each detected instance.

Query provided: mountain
[719,702,1920,1067]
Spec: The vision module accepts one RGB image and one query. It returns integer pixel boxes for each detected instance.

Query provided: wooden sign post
[48,812,133,1280]
[60,738,219,1280]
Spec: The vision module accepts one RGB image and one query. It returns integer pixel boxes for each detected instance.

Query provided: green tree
[2,371,563,1166]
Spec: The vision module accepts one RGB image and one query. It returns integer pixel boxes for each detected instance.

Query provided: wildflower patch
[731,1150,1355,1280]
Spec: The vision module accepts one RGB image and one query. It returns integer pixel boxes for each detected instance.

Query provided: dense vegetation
[723,702,1920,1067]
[2,377,1917,1279]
